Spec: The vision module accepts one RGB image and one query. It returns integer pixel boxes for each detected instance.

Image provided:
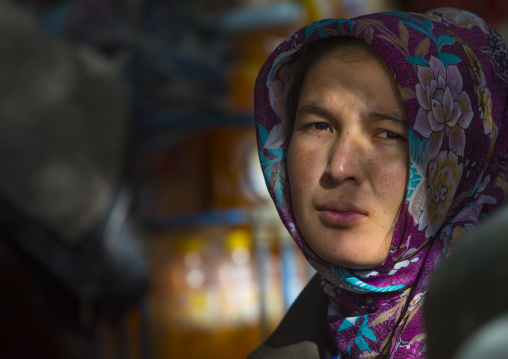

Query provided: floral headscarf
[255,8,508,358]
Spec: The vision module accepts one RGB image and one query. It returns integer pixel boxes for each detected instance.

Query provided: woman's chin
[317,248,386,270]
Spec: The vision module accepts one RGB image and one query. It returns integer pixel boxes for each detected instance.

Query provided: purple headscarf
[254,7,508,358]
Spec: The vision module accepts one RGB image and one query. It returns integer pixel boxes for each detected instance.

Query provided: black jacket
[248,275,337,358]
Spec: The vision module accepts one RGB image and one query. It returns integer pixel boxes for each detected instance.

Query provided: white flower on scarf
[388,258,420,276]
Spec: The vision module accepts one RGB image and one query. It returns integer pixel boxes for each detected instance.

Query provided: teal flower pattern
[338,315,377,354]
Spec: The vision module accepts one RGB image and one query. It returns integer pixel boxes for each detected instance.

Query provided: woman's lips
[317,203,367,226]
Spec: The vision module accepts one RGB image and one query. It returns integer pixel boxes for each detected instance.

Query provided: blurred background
[0,0,507,358]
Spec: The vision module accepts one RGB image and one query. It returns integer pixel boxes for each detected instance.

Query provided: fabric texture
[254,7,508,358]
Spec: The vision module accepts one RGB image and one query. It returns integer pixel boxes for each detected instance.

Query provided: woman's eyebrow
[370,112,407,126]
[295,104,334,119]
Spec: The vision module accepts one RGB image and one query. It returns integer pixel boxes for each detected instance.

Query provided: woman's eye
[377,130,402,139]
[306,122,331,132]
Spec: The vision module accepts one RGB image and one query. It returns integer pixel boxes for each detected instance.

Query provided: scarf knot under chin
[320,235,435,358]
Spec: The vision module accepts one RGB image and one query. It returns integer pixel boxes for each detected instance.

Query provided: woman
[250,7,508,359]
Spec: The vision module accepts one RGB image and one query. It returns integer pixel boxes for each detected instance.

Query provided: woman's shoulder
[247,274,336,359]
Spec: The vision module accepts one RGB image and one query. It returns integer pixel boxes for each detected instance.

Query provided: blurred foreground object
[425,204,508,359]
[451,312,508,359]
[0,0,147,355]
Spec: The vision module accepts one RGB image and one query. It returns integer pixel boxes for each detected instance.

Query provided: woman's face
[287,44,409,269]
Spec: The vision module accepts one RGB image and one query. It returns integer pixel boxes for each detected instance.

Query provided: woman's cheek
[289,141,322,178]
[372,154,409,201]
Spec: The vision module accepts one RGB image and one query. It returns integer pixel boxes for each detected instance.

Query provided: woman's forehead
[296,42,404,120]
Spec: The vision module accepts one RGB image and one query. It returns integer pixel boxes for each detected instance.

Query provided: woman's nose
[323,133,365,185]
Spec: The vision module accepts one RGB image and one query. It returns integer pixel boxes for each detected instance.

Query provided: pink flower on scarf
[414,56,474,158]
